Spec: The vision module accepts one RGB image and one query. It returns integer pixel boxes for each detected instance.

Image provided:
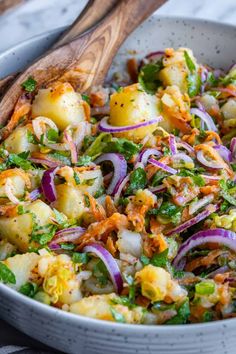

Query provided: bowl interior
[0,16,236,79]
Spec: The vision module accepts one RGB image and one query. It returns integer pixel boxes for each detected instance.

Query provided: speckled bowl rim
[0,14,236,332]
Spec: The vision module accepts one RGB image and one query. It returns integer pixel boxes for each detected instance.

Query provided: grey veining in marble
[0,0,235,54]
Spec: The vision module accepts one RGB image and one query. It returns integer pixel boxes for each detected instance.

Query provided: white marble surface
[0,0,236,54]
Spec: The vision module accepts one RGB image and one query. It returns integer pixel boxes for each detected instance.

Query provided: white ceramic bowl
[0,15,236,354]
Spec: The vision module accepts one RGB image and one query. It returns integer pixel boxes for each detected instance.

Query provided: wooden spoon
[0,0,118,95]
[0,0,166,135]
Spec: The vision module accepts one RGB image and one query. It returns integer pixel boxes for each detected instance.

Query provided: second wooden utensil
[0,0,118,96]
[0,0,166,138]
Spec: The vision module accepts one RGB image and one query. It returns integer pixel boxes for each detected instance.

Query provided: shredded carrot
[0,168,31,189]
[204,131,222,145]
[185,249,222,272]
[106,236,117,257]
[200,185,219,195]
[105,196,117,217]
[1,94,31,140]
[75,213,128,250]
[85,192,106,222]
[82,100,91,122]
[182,128,199,145]
[195,144,233,177]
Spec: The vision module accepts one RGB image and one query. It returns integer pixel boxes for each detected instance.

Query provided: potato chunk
[159,47,198,93]
[3,253,39,290]
[0,200,54,252]
[221,99,236,128]
[53,184,85,220]
[32,82,86,130]
[4,126,38,154]
[109,84,160,141]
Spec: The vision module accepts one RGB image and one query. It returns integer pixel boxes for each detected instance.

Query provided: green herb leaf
[60,243,75,250]
[138,60,163,94]
[27,130,37,144]
[73,171,80,185]
[140,254,150,265]
[166,299,190,324]
[76,155,92,167]
[94,187,105,198]
[184,50,196,73]
[125,167,147,195]
[187,73,201,98]
[93,259,109,286]
[84,133,112,159]
[150,249,169,268]
[110,307,126,323]
[0,262,16,284]
[47,128,59,142]
[53,209,67,226]
[72,252,89,264]
[103,138,141,161]
[21,76,37,92]
[48,151,71,166]
[123,274,136,303]
[81,94,90,104]
[19,282,38,297]
[151,170,168,186]
[111,296,135,308]
[31,224,57,245]
[7,152,33,170]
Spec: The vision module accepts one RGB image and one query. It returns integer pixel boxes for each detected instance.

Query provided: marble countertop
[0,0,236,54]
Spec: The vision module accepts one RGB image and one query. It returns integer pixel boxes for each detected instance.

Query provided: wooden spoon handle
[69,0,167,91]
[55,0,118,47]
[0,0,118,95]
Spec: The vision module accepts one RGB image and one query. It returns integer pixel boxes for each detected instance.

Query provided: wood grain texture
[0,0,118,100]
[0,0,24,14]
[0,0,166,134]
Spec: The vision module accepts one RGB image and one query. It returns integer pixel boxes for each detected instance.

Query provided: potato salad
[0,47,236,325]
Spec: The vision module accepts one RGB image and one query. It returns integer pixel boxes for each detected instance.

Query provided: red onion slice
[95,153,127,195]
[145,50,165,61]
[169,135,177,155]
[230,137,236,160]
[148,158,177,175]
[83,243,123,293]
[30,157,61,168]
[29,187,42,201]
[189,194,214,215]
[114,174,130,203]
[176,142,195,154]
[201,174,221,181]
[190,108,217,132]
[166,204,218,236]
[197,150,224,169]
[49,227,85,248]
[64,131,78,164]
[171,152,194,168]
[149,184,167,193]
[214,145,232,163]
[137,148,161,166]
[173,228,236,269]
[98,116,162,133]
[41,167,59,202]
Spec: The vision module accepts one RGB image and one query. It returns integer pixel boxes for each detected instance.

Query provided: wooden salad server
[0,0,166,136]
[0,0,118,96]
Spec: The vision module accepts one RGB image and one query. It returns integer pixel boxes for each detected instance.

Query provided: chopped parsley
[125,167,147,195]
[0,262,16,284]
[21,76,37,92]
[138,60,163,94]
[72,252,89,264]
[19,282,38,297]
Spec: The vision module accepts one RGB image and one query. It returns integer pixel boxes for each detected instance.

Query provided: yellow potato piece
[0,200,54,252]
[3,252,39,290]
[4,126,38,154]
[109,84,160,141]
[32,82,86,130]
[53,184,85,220]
